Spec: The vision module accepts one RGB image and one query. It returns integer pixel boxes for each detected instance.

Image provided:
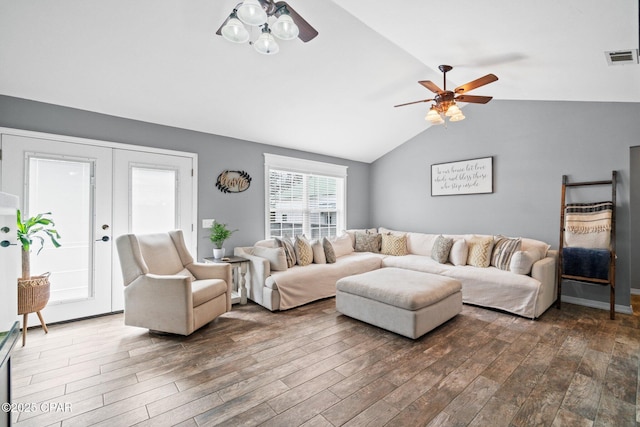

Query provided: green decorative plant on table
[209,220,236,259]
[16,210,61,345]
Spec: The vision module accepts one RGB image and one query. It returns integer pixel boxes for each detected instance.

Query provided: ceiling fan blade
[394,99,434,108]
[454,74,498,94]
[275,2,318,42]
[455,94,493,104]
[216,3,243,36]
[419,80,443,93]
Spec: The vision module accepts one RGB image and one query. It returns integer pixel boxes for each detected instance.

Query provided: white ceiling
[1,1,638,163]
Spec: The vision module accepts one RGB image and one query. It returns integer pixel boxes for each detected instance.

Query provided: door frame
[0,127,199,317]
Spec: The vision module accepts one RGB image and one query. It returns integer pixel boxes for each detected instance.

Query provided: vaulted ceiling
[1,1,638,162]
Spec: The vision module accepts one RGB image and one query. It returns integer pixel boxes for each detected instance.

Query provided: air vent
[605,49,639,65]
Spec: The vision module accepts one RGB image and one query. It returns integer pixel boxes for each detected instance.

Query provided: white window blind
[264,154,347,240]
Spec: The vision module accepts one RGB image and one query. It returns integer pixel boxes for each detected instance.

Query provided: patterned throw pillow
[466,236,494,268]
[491,236,522,271]
[355,231,381,253]
[381,233,408,256]
[275,237,296,268]
[431,235,454,264]
[294,235,313,266]
[322,237,336,263]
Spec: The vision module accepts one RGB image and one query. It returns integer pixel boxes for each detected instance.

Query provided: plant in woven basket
[17,210,61,279]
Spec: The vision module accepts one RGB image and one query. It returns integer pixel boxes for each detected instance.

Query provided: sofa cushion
[331,233,354,257]
[466,236,494,268]
[381,233,408,256]
[355,231,381,253]
[253,246,288,271]
[310,239,326,264]
[431,235,454,264]
[275,237,296,268]
[509,251,537,275]
[491,236,522,271]
[294,235,313,266]
[192,279,228,307]
[448,239,468,266]
[323,237,336,263]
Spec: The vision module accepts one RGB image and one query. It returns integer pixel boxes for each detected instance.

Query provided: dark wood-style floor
[9,295,640,427]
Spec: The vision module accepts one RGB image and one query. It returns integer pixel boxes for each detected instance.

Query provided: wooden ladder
[557,171,617,319]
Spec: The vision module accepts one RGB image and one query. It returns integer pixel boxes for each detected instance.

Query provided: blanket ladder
[557,171,617,319]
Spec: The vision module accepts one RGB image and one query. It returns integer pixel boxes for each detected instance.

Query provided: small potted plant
[16,210,61,345]
[209,221,236,259]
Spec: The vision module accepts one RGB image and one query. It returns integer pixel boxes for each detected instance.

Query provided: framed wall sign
[216,170,252,193]
[431,156,493,196]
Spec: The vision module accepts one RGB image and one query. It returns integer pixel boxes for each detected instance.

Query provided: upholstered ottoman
[336,267,462,339]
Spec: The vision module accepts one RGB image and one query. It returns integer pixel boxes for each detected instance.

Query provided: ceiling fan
[217,0,318,54]
[395,65,498,124]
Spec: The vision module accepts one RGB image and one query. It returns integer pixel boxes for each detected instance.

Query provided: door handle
[96,236,110,242]
[1,240,17,247]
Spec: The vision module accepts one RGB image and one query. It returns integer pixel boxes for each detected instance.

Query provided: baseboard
[631,288,640,296]
[560,295,633,315]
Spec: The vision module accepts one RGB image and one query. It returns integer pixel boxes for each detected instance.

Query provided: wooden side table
[203,256,249,305]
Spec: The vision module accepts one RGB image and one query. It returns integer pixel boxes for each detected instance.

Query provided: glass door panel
[131,166,177,234]
[28,156,93,302]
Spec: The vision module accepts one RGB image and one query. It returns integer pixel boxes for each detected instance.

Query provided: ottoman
[336,267,462,339]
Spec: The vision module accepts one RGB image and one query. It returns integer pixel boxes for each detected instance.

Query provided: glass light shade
[254,31,280,55]
[426,109,444,124]
[221,18,250,43]
[237,0,267,26]
[272,14,299,40]
[449,112,466,122]
[445,104,461,117]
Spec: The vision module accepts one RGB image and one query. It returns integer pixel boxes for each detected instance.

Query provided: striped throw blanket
[564,201,613,249]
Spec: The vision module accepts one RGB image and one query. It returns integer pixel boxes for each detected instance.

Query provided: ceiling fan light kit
[396,65,498,125]
[218,0,318,55]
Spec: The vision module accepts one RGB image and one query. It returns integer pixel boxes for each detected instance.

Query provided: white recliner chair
[116,229,232,335]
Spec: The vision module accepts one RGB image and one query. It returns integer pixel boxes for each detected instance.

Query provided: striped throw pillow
[491,236,522,271]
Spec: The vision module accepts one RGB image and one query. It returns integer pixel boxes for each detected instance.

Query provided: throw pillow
[466,236,494,268]
[355,231,381,253]
[448,239,468,266]
[252,246,288,271]
[491,236,522,271]
[510,250,536,275]
[431,235,454,264]
[275,237,296,268]
[294,235,313,266]
[381,233,408,256]
[310,239,326,264]
[323,237,336,263]
[331,233,354,258]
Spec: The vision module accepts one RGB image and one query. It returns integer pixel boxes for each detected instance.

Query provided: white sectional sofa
[234,228,557,319]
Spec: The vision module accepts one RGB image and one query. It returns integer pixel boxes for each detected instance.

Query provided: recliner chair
[116,229,232,335]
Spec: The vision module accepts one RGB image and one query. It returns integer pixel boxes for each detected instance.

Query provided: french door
[0,131,195,323]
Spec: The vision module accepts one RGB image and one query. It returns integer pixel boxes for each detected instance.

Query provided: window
[265,154,347,240]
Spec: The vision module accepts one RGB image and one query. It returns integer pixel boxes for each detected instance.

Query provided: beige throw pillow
[466,236,494,268]
[331,234,354,258]
[448,239,468,266]
[381,233,408,256]
[275,237,296,268]
[294,235,313,266]
[431,235,454,264]
[310,239,326,264]
[322,237,336,263]
[355,231,381,252]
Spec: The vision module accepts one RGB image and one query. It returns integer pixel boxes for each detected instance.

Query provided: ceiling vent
[605,49,639,65]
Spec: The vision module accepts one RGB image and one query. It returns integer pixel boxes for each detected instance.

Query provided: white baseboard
[631,288,640,296]
[561,295,633,315]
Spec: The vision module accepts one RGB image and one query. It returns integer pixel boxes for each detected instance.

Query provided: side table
[203,256,249,305]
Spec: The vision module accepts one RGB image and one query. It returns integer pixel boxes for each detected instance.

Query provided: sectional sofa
[234,228,557,319]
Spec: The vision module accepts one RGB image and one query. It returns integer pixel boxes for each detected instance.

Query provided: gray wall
[631,146,640,293]
[370,100,640,309]
[0,95,371,260]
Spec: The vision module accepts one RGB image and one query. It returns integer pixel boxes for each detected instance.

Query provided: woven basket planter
[17,273,50,315]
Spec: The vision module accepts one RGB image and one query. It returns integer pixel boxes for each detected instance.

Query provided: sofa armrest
[531,251,558,317]
[235,247,271,306]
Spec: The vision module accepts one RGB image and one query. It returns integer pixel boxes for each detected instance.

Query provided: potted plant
[16,210,61,345]
[209,221,236,259]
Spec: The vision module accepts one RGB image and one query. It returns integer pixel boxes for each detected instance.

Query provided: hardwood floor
[9,295,640,427]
